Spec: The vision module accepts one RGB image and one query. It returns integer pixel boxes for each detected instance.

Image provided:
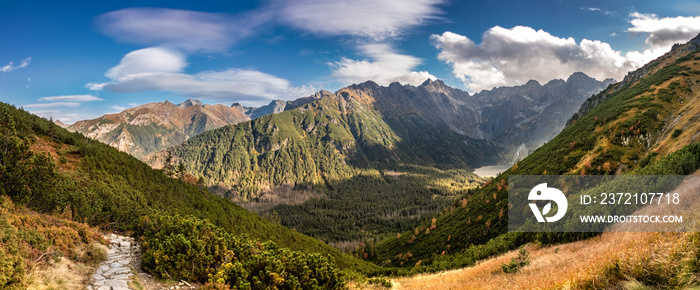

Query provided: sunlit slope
[0,102,377,272]
[370,34,700,271]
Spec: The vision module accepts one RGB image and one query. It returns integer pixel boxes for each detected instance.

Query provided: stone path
[87,234,138,290]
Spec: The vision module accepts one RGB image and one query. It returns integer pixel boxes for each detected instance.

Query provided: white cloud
[432,26,672,92]
[89,47,316,104]
[23,102,81,108]
[39,95,103,102]
[580,7,614,15]
[628,13,700,49]
[96,8,268,52]
[92,3,445,99]
[273,0,445,40]
[1,57,31,73]
[431,14,700,93]
[105,47,186,79]
[330,43,435,86]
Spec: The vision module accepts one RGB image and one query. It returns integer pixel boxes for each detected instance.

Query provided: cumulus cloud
[432,25,675,92]
[273,0,445,40]
[330,43,435,86]
[96,8,268,52]
[1,57,31,73]
[39,95,103,102]
[433,14,700,92]
[628,13,700,49]
[89,47,316,104]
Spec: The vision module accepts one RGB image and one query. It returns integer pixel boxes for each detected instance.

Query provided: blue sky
[2,0,700,123]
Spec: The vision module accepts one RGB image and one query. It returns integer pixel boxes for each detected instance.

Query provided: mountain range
[368,33,700,278]
[69,72,612,164]
[66,97,322,159]
[140,73,613,192]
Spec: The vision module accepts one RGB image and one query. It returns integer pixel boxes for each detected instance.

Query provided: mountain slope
[164,75,612,195]
[155,82,499,244]
[68,99,249,159]
[68,98,321,160]
[0,102,377,274]
[165,84,501,195]
[337,74,612,162]
[369,33,700,272]
[153,76,612,245]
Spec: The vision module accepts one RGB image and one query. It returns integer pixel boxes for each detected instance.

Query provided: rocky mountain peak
[524,80,541,87]
[249,99,288,119]
[178,99,204,108]
[566,71,595,84]
[350,80,380,91]
[671,32,700,53]
[54,119,69,128]
[419,78,448,89]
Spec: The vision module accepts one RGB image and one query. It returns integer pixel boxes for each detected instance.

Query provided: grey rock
[103,279,128,288]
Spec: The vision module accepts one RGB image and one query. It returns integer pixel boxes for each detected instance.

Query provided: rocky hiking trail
[88,233,197,290]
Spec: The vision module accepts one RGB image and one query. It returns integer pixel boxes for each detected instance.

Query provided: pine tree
[164,151,175,178]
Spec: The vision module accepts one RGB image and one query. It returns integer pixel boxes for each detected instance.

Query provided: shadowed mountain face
[473,72,615,161]
[341,73,613,163]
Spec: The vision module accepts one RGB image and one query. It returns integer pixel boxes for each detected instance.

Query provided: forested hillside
[157,84,495,244]
[368,34,700,276]
[164,88,500,197]
[0,102,379,288]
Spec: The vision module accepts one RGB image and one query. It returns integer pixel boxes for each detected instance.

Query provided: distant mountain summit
[53,119,69,128]
[68,99,295,159]
[337,72,613,162]
[472,72,615,161]
[68,100,247,159]
[177,98,203,108]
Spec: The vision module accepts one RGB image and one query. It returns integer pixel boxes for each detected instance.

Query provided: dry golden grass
[379,175,700,289]
[30,136,82,172]
[382,232,695,290]
[26,256,94,290]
